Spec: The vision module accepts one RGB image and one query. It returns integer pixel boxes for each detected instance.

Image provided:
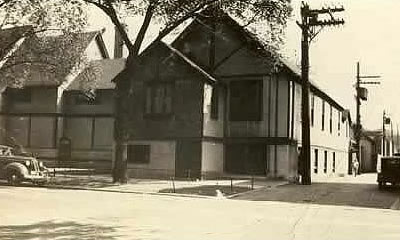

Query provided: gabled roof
[0,28,107,87]
[68,58,126,90]
[163,43,216,84]
[0,26,33,60]
[114,7,348,113]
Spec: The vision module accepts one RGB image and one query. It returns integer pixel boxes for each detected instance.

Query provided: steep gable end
[171,15,274,77]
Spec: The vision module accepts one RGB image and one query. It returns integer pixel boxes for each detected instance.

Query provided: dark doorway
[175,140,201,179]
[225,144,266,175]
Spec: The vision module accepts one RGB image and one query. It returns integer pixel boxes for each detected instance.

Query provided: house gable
[172,16,274,77]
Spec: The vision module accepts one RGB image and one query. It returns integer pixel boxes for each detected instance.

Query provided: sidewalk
[232,173,400,210]
[44,174,288,199]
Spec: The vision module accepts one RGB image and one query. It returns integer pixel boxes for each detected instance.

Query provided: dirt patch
[159,185,252,197]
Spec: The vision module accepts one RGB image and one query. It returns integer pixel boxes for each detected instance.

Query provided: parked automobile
[377,154,400,189]
[0,145,48,185]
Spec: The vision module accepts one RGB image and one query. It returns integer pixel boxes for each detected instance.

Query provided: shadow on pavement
[232,182,400,210]
[0,221,122,240]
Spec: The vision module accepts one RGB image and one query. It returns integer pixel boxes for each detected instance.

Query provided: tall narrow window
[338,111,341,136]
[311,94,315,127]
[332,152,336,173]
[324,150,328,173]
[210,87,219,120]
[329,105,333,134]
[145,83,173,116]
[321,101,325,131]
[314,149,318,174]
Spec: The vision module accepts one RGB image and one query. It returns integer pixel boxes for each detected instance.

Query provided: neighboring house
[0,26,125,171]
[360,129,397,173]
[114,9,351,180]
[359,132,376,173]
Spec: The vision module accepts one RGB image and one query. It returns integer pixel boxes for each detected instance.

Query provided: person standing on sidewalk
[352,159,359,177]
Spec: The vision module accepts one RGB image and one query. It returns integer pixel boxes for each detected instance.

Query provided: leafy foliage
[0,0,89,88]
[83,0,292,57]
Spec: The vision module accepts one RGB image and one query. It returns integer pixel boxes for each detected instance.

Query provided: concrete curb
[43,184,217,200]
[227,181,289,199]
[390,198,400,210]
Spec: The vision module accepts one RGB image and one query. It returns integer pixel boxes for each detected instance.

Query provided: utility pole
[297,2,344,185]
[355,62,380,171]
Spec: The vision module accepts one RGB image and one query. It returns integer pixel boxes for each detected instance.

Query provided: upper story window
[338,111,341,136]
[329,105,333,134]
[210,87,219,120]
[311,94,315,127]
[8,88,31,103]
[229,80,262,121]
[204,84,219,120]
[145,82,174,117]
[321,100,325,131]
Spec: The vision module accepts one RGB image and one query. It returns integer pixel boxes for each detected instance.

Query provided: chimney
[114,25,125,58]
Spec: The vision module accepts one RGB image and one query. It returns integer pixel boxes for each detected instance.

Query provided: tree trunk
[112,55,138,183]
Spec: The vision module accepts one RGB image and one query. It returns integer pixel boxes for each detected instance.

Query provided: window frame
[321,100,325,131]
[127,144,151,164]
[144,81,175,118]
[314,149,318,174]
[210,86,219,120]
[311,94,315,127]
[338,111,341,136]
[329,105,333,134]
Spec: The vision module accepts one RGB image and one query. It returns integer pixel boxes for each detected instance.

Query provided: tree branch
[154,0,218,43]
[131,3,154,55]
[84,0,134,54]
[0,0,11,9]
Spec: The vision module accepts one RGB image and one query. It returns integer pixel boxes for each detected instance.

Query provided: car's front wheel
[6,170,22,185]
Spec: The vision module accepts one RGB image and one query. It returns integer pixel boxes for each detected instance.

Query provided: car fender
[4,162,29,177]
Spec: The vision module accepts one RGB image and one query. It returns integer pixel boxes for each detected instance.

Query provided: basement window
[127,145,150,164]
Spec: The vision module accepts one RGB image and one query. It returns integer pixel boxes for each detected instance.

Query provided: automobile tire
[378,181,385,190]
[6,170,22,185]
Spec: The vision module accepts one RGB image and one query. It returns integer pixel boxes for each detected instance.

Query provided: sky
[88,0,400,131]
[284,0,400,131]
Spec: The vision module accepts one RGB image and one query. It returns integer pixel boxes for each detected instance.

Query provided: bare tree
[82,0,292,183]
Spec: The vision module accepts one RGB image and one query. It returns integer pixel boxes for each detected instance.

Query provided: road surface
[1,182,400,240]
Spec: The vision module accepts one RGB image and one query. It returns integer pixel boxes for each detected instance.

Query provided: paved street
[233,173,400,210]
[1,173,400,240]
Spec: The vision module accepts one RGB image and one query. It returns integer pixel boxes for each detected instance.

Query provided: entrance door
[175,140,201,179]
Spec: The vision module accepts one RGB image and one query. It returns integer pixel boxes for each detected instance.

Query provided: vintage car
[0,145,48,185]
[377,155,400,189]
